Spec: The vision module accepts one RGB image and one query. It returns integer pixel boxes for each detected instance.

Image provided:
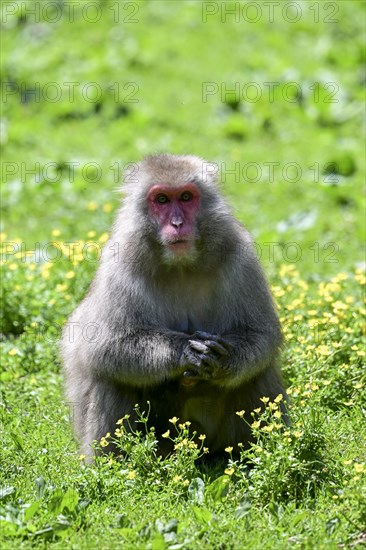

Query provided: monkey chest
[163,294,220,333]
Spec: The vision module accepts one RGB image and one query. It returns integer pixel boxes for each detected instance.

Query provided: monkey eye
[180,192,193,202]
[156,194,169,204]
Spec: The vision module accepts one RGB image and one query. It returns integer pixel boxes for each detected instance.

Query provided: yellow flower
[333,272,348,282]
[225,446,233,453]
[251,421,261,429]
[100,438,108,448]
[260,396,270,403]
[224,468,235,476]
[273,411,282,419]
[293,430,303,438]
[99,232,109,244]
[253,407,261,414]
[333,300,347,310]
[115,428,122,438]
[261,425,274,433]
[79,454,86,461]
[9,263,18,270]
[116,414,130,424]
[274,394,284,403]
[56,284,67,292]
[8,348,18,356]
[52,229,61,237]
[173,475,182,483]
[198,434,206,441]
[272,286,285,297]
[355,273,366,285]
[317,345,331,356]
[162,430,170,438]
[103,203,113,213]
[127,470,136,479]
[236,410,245,417]
[354,463,365,473]
[65,271,75,279]
[169,416,178,425]
[87,201,98,211]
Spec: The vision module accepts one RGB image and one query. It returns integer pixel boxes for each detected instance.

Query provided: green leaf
[0,486,15,499]
[191,506,212,525]
[205,475,230,502]
[24,501,40,522]
[188,477,205,504]
[60,488,79,513]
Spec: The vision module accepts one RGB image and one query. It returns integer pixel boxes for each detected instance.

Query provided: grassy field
[1,1,365,548]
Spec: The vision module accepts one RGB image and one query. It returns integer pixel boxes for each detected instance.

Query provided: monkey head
[122,154,228,268]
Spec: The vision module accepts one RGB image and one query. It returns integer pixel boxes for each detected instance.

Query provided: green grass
[1,1,365,548]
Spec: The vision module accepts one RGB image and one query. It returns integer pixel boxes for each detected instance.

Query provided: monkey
[61,154,286,459]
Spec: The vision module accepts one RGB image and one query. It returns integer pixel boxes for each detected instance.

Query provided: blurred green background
[1,3,365,546]
[1,0,365,277]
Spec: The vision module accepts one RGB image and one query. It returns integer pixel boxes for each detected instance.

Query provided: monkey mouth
[166,239,193,255]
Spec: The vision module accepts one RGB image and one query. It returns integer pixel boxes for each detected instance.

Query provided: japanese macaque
[62,154,286,458]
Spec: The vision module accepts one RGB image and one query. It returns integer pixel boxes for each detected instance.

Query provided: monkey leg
[73,380,140,457]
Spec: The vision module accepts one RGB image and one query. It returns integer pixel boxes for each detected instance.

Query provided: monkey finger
[201,354,221,371]
[204,340,229,356]
[188,340,210,354]
[193,331,219,341]
[193,331,231,351]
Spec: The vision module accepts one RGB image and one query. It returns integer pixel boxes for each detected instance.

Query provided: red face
[147,183,200,256]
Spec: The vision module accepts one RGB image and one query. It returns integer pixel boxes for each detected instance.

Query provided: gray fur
[61,154,286,458]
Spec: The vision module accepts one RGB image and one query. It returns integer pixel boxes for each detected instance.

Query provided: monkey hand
[179,332,231,383]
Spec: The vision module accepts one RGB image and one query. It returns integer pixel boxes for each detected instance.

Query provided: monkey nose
[171,217,183,227]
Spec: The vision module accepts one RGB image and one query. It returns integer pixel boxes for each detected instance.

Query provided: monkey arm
[217,323,283,387]
[73,323,189,387]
